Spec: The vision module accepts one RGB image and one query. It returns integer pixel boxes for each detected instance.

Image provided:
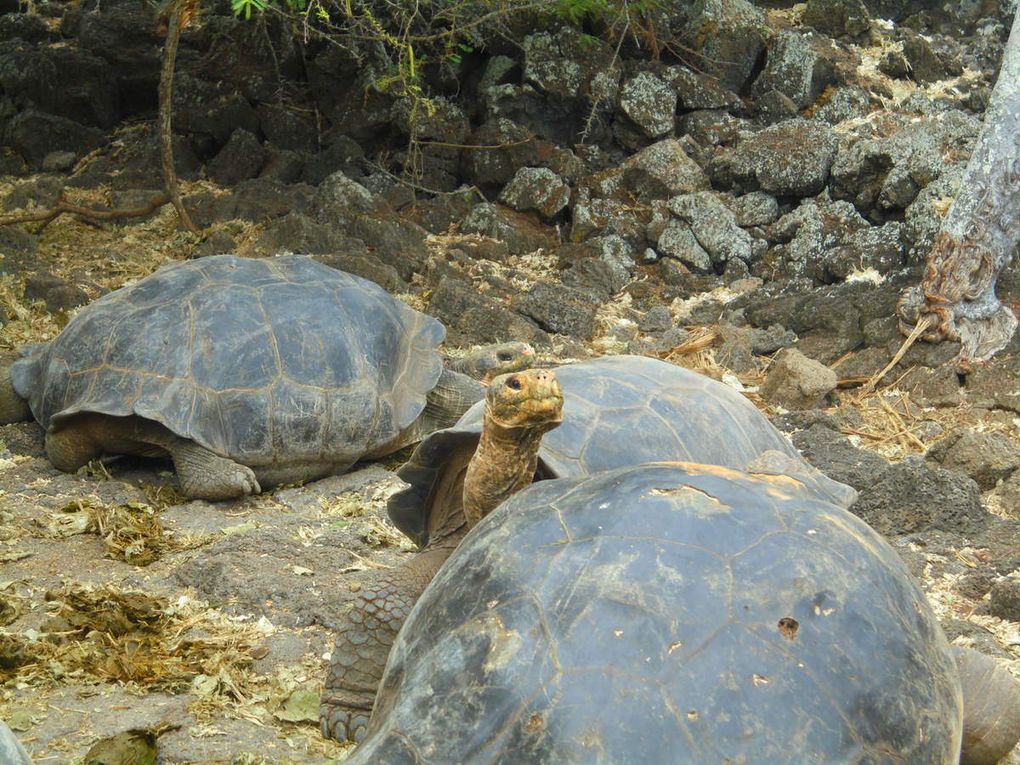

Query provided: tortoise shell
[389,355,855,547]
[10,255,445,468]
[352,462,963,764]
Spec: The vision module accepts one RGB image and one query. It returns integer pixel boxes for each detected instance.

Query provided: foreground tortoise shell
[10,254,445,482]
[389,354,856,548]
[350,462,964,764]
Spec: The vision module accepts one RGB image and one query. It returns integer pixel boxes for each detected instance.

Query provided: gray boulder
[829,110,979,218]
[5,109,106,167]
[0,43,119,128]
[989,577,1020,622]
[668,192,753,267]
[580,138,709,204]
[462,203,556,256]
[926,429,1020,491]
[801,0,871,37]
[851,456,989,536]
[711,119,838,197]
[463,118,541,188]
[570,192,647,244]
[515,282,600,339]
[429,277,548,347]
[760,348,837,410]
[619,71,676,138]
[673,0,768,91]
[751,30,832,113]
[207,128,265,187]
[498,167,570,220]
[792,422,891,491]
[657,220,712,272]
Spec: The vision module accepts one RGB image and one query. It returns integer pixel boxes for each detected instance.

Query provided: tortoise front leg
[0,367,31,425]
[45,424,102,472]
[164,439,260,500]
[320,546,454,743]
[46,414,259,500]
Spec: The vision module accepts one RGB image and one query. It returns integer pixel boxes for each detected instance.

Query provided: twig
[0,194,171,229]
[858,316,932,396]
[875,395,926,451]
[580,1,628,143]
[415,135,537,151]
[659,329,717,360]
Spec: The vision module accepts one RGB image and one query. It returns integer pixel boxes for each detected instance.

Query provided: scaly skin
[955,646,1020,765]
[0,367,31,424]
[320,369,563,743]
[44,413,261,500]
[319,546,457,743]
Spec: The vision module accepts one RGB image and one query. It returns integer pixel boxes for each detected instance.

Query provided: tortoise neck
[419,368,485,433]
[462,415,553,527]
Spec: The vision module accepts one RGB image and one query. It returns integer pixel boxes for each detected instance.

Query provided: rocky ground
[0,0,1019,761]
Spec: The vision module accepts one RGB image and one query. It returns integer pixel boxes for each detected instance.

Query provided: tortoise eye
[506,377,522,390]
[497,352,512,362]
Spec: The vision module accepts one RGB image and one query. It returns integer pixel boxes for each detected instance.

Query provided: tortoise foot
[171,443,261,500]
[320,696,371,743]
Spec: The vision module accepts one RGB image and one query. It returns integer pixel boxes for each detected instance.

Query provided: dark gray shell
[352,463,964,765]
[389,355,855,547]
[10,255,445,466]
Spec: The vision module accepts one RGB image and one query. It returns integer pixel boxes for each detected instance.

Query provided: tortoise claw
[320,698,370,743]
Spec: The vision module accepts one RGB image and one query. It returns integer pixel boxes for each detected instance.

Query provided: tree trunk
[897,11,1020,361]
[159,0,198,234]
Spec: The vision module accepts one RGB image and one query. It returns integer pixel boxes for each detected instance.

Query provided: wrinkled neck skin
[463,416,553,527]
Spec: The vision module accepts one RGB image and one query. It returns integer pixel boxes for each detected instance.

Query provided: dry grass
[0,583,347,759]
[319,490,415,554]
[43,499,166,566]
[0,584,265,700]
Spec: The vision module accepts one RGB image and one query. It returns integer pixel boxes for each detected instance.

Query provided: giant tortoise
[0,254,532,500]
[320,355,857,742]
[0,721,32,765]
[347,461,1020,765]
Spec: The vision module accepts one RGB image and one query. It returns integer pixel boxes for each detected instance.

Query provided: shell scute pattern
[574,406,689,471]
[354,463,962,765]
[11,255,444,467]
[391,355,855,548]
[271,285,356,387]
[189,286,280,391]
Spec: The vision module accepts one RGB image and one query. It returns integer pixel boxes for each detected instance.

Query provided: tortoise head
[484,369,563,430]
[450,342,537,383]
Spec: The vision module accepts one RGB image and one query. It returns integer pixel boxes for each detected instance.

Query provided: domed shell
[353,462,964,765]
[389,355,855,547]
[10,255,445,467]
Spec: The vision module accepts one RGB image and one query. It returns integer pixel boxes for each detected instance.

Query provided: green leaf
[7,710,32,732]
[273,687,320,723]
[84,729,157,765]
